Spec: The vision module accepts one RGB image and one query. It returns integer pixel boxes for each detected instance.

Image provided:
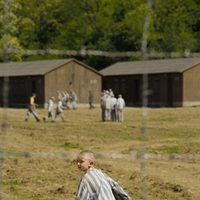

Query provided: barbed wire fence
[0,0,200,200]
[139,0,153,199]
[0,0,10,199]
[1,48,200,58]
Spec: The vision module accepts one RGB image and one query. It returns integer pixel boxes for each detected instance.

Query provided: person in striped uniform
[76,151,132,200]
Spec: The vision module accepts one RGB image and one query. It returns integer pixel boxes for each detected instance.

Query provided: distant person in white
[47,96,55,122]
[116,94,125,122]
[62,91,70,109]
[105,91,112,121]
[55,98,65,122]
[76,151,132,200]
[70,91,78,110]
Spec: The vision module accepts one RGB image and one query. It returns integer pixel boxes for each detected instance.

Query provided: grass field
[0,106,200,200]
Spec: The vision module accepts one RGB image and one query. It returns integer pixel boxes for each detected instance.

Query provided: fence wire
[139,0,153,199]
[1,48,200,58]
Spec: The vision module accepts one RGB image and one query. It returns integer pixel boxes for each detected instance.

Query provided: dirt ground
[0,107,200,200]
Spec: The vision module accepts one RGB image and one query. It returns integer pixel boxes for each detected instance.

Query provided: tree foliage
[0,0,22,61]
[0,0,199,67]
[150,0,200,52]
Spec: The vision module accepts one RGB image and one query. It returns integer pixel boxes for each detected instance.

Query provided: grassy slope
[0,107,200,200]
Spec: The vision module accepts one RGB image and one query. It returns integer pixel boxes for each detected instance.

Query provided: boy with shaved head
[76,151,132,200]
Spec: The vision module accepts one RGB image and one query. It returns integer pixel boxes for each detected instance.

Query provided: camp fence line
[0,48,200,58]
[0,151,199,161]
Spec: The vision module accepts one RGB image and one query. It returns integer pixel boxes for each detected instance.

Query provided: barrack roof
[0,59,101,77]
[100,58,200,76]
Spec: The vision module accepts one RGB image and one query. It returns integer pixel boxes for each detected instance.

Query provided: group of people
[24,89,126,123]
[57,90,78,110]
[24,90,78,122]
[101,89,125,122]
[45,95,65,122]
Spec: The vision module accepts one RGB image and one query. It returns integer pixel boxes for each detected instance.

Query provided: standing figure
[109,88,114,97]
[57,90,62,101]
[47,96,55,122]
[100,91,106,122]
[24,93,40,122]
[76,151,132,200]
[62,91,70,109]
[105,91,112,121]
[55,98,65,122]
[116,94,125,122]
[110,94,117,122]
[88,90,94,109]
[70,91,77,110]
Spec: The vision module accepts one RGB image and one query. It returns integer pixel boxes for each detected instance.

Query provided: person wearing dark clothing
[24,93,40,122]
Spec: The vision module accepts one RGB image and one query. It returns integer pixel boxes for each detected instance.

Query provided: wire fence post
[0,0,11,199]
[140,0,153,199]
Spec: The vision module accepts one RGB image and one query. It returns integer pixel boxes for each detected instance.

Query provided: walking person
[55,98,65,122]
[88,90,94,109]
[46,96,56,122]
[116,94,125,122]
[76,151,132,200]
[24,93,40,122]
[62,91,70,109]
[70,91,77,110]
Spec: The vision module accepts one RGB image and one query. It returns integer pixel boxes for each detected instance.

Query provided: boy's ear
[89,160,94,165]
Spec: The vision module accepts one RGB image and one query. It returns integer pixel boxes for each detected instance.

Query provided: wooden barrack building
[100,58,200,107]
[0,59,102,107]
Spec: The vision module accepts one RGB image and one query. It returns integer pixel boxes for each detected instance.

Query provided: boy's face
[77,156,93,171]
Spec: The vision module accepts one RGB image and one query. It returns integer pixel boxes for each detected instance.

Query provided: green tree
[2,0,199,67]
[17,0,61,49]
[0,0,22,61]
[49,0,88,50]
[150,0,200,52]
